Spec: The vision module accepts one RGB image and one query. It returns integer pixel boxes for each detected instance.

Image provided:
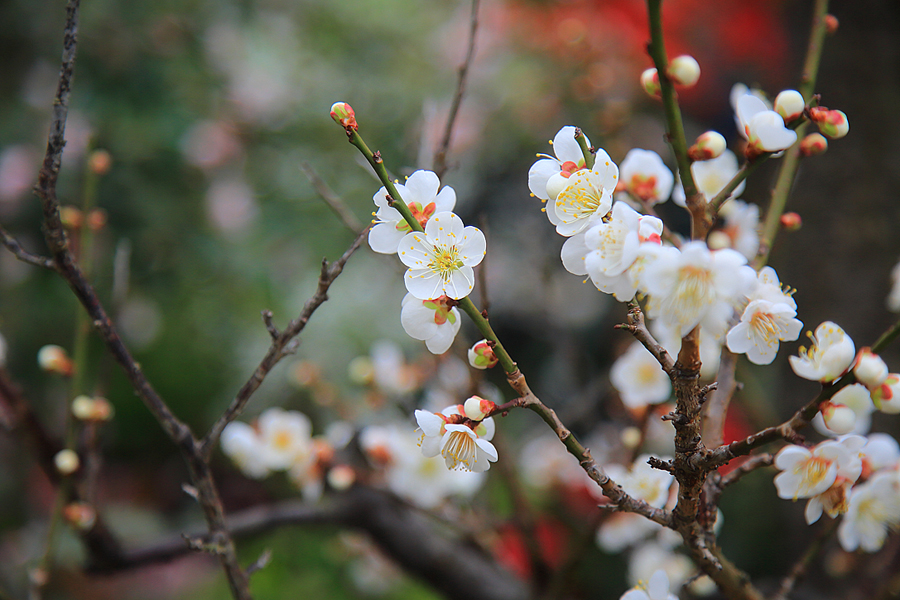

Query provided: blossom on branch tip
[774,89,805,123]
[368,170,456,254]
[789,321,855,382]
[528,126,590,201]
[329,102,357,130]
[547,158,618,236]
[725,299,802,365]
[640,68,661,98]
[736,95,797,158]
[400,293,461,355]
[415,406,498,472]
[617,149,673,205]
[398,211,486,300]
[468,339,498,369]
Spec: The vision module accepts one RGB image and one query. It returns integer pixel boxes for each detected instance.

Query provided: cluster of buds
[800,133,828,157]
[468,339,498,369]
[330,102,358,131]
[72,395,114,422]
[59,206,108,232]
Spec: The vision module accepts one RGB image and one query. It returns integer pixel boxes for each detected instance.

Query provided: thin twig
[614,299,675,376]
[0,226,56,270]
[299,161,364,234]
[433,0,480,179]
[201,227,369,458]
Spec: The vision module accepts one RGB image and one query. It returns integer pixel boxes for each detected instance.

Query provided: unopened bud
[468,339,498,370]
[72,395,114,422]
[774,90,805,123]
[63,502,97,530]
[824,14,839,35]
[854,348,889,389]
[820,402,856,435]
[809,107,849,139]
[688,131,726,161]
[326,465,356,491]
[872,374,900,414]
[640,68,661,98]
[800,133,828,156]
[88,149,112,175]
[464,395,497,421]
[38,345,73,376]
[87,209,107,231]
[54,449,80,475]
[780,212,802,231]
[329,102,357,130]
[59,206,84,229]
[667,55,700,87]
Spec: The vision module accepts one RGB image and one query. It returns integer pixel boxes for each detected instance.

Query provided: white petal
[561,233,590,276]
[529,159,561,200]
[553,125,586,163]
[458,226,486,266]
[368,222,406,254]
[415,410,444,437]
[405,269,445,300]
[400,299,439,341]
[404,170,440,204]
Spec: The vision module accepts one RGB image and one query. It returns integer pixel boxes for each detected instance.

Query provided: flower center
[395,201,437,232]
[423,296,456,325]
[428,245,463,282]
[629,175,658,201]
[674,265,713,304]
[557,173,606,220]
[273,431,293,451]
[443,430,476,470]
[750,310,778,339]
[803,456,832,489]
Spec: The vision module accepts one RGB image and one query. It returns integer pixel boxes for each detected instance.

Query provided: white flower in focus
[641,241,756,337]
[838,470,900,552]
[400,294,461,354]
[773,437,862,500]
[715,199,760,260]
[620,569,678,600]
[774,89,805,122]
[789,321,855,382]
[813,384,875,437]
[610,342,672,409]
[600,455,674,508]
[528,126,590,201]
[752,266,797,309]
[854,348,889,389]
[221,421,270,479]
[257,408,314,471]
[368,170,456,254]
[736,95,797,156]
[548,161,618,236]
[726,299,802,365]
[415,406,498,472]
[561,201,663,301]
[672,150,745,207]
[398,211,486,300]
[618,149,674,205]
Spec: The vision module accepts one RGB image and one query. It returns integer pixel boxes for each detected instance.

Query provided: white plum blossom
[861,433,900,472]
[872,374,900,414]
[640,241,756,337]
[398,211,486,300]
[400,293,461,354]
[528,126,590,201]
[774,89,805,122]
[415,405,498,472]
[547,159,618,236]
[617,149,674,205]
[610,342,672,409]
[221,421,271,479]
[725,299,802,365]
[853,348,889,389]
[773,437,863,500]
[789,321,855,383]
[803,436,865,524]
[257,407,315,471]
[672,150,745,207]
[838,470,900,552]
[753,266,797,309]
[712,199,759,260]
[736,94,797,156]
[813,384,875,437]
[620,569,678,600]
[561,201,663,301]
[598,455,674,508]
[368,170,456,254]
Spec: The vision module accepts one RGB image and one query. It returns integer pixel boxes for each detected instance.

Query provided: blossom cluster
[414,397,499,473]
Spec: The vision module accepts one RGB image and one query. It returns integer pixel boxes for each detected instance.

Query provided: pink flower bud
[464,395,497,421]
[667,55,700,87]
[800,133,828,156]
[640,68,661,98]
[38,345,73,376]
[468,339,498,370]
[820,402,856,435]
[854,348,889,389]
[329,102,357,130]
[825,14,839,35]
[809,107,849,139]
[780,212,802,231]
[688,131,726,161]
[873,374,900,414]
[774,90,805,123]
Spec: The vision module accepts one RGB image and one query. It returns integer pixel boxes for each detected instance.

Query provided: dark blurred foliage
[1,0,899,598]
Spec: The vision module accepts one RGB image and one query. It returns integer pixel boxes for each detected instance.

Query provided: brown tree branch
[0,225,57,270]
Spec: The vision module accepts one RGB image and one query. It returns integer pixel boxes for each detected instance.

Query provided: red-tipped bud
[329,102,357,130]
[854,347,889,389]
[72,395,115,422]
[640,68,661,98]
[464,395,497,421]
[38,345,74,376]
[820,402,856,435]
[825,14,839,35]
[809,107,849,139]
[774,90,805,123]
[800,133,828,156]
[468,339,498,370]
[872,374,900,414]
[667,55,700,87]
[780,212,802,231]
[688,131,726,161]
[88,149,112,175]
